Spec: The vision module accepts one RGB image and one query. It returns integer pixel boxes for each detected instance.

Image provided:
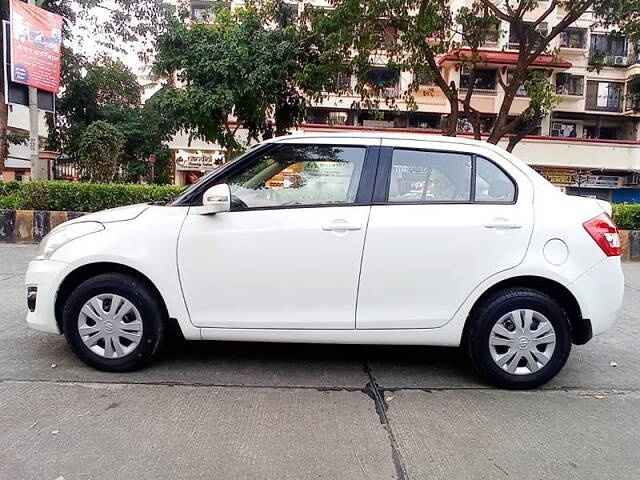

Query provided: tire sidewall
[468,289,572,389]
[63,273,164,372]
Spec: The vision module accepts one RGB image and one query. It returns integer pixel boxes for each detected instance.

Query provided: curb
[0,209,88,243]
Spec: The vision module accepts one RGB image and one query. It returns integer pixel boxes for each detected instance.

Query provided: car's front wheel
[62,273,165,372]
[466,288,571,389]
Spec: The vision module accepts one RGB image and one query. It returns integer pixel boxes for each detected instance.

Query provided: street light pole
[27,0,47,180]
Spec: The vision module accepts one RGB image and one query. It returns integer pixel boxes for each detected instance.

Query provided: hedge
[0,181,186,212]
[612,204,640,231]
[3,181,640,228]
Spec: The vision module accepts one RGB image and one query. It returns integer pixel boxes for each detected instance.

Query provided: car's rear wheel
[62,273,165,372]
[466,288,571,389]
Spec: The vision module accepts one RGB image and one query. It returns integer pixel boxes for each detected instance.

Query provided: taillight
[583,213,621,256]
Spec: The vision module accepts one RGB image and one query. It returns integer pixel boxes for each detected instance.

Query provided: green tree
[77,120,124,182]
[303,0,640,150]
[49,56,173,182]
[152,2,323,159]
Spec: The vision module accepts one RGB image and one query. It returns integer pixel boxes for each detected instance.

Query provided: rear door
[356,139,534,329]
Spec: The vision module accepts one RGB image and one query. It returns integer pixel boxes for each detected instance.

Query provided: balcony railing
[458,88,497,96]
[588,53,629,67]
[585,97,623,112]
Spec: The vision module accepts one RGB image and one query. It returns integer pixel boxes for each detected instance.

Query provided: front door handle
[322,222,362,232]
[484,219,522,229]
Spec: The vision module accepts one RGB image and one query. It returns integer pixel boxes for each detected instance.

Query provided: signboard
[175,151,225,171]
[3,21,54,111]
[9,0,62,93]
[534,167,623,189]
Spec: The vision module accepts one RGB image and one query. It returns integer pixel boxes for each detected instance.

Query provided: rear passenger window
[475,157,516,203]
[388,150,472,202]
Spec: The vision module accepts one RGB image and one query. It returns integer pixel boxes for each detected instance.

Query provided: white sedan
[25,133,624,389]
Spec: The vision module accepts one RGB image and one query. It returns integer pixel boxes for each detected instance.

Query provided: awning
[438,48,572,69]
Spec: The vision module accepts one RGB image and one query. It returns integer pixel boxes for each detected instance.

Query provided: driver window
[226,145,366,209]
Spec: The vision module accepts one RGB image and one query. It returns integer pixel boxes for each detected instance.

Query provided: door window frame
[372,147,518,205]
[173,143,381,210]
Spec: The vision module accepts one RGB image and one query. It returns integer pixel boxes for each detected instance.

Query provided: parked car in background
[25,133,624,388]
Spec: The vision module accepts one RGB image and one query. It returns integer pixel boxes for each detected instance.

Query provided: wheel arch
[463,275,590,345]
[54,262,170,334]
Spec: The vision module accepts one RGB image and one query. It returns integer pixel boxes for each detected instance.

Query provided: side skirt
[198,327,461,347]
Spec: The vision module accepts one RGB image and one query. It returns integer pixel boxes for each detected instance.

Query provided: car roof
[266,131,508,154]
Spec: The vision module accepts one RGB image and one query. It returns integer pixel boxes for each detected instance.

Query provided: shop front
[173,149,226,186]
[532,166,640,201]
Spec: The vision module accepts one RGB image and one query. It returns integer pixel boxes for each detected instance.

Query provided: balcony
[585,80,624,113]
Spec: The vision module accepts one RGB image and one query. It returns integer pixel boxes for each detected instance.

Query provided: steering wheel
[230,195,248,210]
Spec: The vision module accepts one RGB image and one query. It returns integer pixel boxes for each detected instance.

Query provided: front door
[178,140,378,329]
[356,140,534,329]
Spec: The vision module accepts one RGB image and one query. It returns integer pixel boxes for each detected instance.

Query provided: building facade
[173,0,640,201]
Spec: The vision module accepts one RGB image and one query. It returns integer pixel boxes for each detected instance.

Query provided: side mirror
[195,183,231,215]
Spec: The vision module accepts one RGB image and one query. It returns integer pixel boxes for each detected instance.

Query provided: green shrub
[0,181,186,212]
[612,203,640,230]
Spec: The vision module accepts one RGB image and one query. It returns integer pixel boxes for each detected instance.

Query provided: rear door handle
[484,220,522,229]
[322,222,362,232]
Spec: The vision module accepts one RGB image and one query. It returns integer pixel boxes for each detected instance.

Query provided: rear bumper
[24,259,68,334]
[570,256,624,338]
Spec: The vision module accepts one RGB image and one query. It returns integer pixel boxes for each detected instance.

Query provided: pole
[27,0,46,180]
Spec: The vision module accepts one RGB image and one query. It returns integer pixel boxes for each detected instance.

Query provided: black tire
[62,273,165,372]
[466,288,571,389]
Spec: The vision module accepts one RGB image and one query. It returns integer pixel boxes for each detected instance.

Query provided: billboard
[3,21,55,111]
[9,0,62,93]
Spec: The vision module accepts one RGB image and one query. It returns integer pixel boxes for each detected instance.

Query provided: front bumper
[25,259,68,334]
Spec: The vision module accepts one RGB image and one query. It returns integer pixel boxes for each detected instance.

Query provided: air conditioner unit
[535,22,549,37]
[613,55,627,66]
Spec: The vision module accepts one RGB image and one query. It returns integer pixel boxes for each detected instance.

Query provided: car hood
[66,203,150,226]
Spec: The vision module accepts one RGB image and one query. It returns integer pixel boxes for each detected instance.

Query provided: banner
[9,0,62,93]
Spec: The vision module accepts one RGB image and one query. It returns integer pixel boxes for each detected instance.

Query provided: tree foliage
[49,56,173,182]
[152,2,325,158]
[77,120,124,182]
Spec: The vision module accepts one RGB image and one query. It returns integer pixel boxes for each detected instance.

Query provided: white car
[25,133,624,388]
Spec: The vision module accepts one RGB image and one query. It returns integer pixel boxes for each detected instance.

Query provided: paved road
[1,244,639,479]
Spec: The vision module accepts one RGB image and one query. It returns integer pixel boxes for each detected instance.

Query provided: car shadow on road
[153,328,482,389]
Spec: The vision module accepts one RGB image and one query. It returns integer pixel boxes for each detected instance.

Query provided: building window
[551,121,578,138]
[408,113,441,129]
[559,28,587,49]
[589,34,628,66]
[463,22,499,46]
[583,126,618,140]
[337,72,352,90]
[509,22,547,49]
[190,0,229,21]
[586,80,623,112]
[415,70,438,87]
[555,73,584,96]
[460,68,497,93]
[365,67,400,97]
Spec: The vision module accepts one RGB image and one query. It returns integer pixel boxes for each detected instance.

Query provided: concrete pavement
[1,244,639,479]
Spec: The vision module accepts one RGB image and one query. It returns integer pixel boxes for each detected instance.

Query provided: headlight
[36,221,104,260]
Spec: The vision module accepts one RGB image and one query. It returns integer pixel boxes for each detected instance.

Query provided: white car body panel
[178,205,370,329]
[24,132,624,350]
[356,138,535,329]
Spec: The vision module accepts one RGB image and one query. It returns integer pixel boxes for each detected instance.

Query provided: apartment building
[170,1,640,202]
[1,104,48,182]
